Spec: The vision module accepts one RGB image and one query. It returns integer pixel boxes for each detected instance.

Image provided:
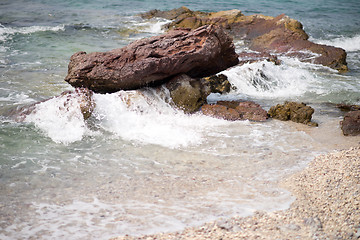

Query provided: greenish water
[0,0,359,239]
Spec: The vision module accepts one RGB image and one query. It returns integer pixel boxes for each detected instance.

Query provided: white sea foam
[3,185,293,240]
[0,23,65,42]
[24,94,88,144]
[20,87,225,147]
[93,89,224,148]
[0,92,36,105]
[134,18,172,34]
[313,34,360,52]
[222,59,322,99]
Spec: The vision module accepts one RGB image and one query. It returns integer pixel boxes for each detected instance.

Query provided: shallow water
[0,0,360,239]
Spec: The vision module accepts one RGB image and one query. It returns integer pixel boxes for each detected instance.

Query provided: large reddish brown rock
[65,25,239,93]
[201,100,268,121]
[246,14,347,72]
[340,111,360,136]
[141,7,348,72]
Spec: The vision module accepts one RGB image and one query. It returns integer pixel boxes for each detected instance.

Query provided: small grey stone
[304,217,323,231]
[216,219,233,231]
[278,224,301,232]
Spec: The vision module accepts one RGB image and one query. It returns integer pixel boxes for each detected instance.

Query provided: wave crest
[0,24,65,42]
[314,34,360,52]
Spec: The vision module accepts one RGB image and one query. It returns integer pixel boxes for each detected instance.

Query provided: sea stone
[340,110,360,136]
[201,74,232,94]
[202,104,241,121]
[201,100,268,121]
[166,74,210,113]
[234,101,269,122]
[65,25,239,93]
[268,101,318,126]
[141,7,348,72]
[7,88,95,122]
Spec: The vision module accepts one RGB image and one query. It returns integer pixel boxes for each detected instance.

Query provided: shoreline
[112,146,360,240]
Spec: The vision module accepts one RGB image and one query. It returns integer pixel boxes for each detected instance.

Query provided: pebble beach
[113,147,360,240]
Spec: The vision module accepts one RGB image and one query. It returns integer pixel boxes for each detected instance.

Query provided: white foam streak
[134,18,172,34]
[25,94,87,144]
[313,34,360,52]
[0,24,65,42]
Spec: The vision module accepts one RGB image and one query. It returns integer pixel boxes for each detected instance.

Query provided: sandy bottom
[112,146,360,240]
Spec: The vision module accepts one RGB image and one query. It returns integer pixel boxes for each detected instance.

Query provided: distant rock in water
[141,7,348,72]
[336,104,360,112]
[7,88,95,122]
[268,101,318,126]
[340,110,360,136]
[201,100,268,122]
[237,52,281,66]
[65,25,239,93]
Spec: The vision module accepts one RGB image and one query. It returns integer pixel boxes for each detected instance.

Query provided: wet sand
[112,146,360,240]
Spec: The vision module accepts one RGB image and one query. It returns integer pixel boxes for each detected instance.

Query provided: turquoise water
[0,1,359,239]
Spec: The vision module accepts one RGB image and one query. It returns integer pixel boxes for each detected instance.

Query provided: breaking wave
[24,94,88,144]
[313,34,360,52]
[0,24,65,42]
[223,59,323,99]
[23,88,226,147]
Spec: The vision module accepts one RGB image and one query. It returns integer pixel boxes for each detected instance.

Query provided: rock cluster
[9,7,358,135]
[141,6,348,72]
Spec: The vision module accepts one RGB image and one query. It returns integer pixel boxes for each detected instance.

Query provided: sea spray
[313,34,360,52]
[0,24,65,42]
[222,59,321,99]
[25,94,88,144]
[92,89,225,148]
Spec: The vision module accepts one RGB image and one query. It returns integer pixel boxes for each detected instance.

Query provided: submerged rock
[7,88,95,122]
[336,104,360,112]
[340,110,360,136]
[202,104,241,121]
[141,7,348,72]
[268,101,318,126]
[237,52,281,66]
[166,74,211,113]
[201,100,268,121]
[65,25,239,93]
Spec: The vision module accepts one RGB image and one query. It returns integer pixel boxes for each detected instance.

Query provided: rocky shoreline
[7,7,359,136]
[112,147,360,240]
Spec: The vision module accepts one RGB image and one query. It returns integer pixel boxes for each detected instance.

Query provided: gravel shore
[112,147,360,240]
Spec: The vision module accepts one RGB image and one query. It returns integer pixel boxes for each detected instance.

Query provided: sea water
[0,0,359,239]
